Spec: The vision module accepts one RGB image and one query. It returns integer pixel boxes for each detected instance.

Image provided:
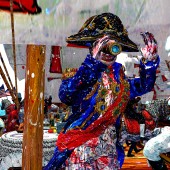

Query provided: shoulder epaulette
[62,68,78,80]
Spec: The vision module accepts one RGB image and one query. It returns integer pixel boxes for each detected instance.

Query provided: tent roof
[0,0,169,102]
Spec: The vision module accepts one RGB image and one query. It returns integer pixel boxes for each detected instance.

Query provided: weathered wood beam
[22,45,46,170]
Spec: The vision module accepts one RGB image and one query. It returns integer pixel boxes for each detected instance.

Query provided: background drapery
[0,0,169,102]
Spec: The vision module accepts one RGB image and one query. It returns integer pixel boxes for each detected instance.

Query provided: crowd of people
[0,93,24,134]
[0,94,169,169]
[0,93,70,135]
[123,97,157,157]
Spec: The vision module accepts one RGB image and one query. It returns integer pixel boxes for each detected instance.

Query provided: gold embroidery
[79,111,95,129]
[94,100,107,115]
[94,66,130,116]
[84,82,99,100]
[68,66,130,130]
[62,68,78,80]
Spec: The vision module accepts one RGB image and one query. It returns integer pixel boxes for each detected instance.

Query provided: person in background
[2,94,23,133]
[0,118,5,137]
[141,104,156,131]
[5,103,19,132]
[1,99,11,111]
[44,13,160,170]
[0,102,6,117]
[17,93,22,103]
[143,126,170,170]
[166,97,170,121]
[124,97,144,157]
[17,99,24,132]
[48,95,52,108]
[44,95,53,118]
[44,96,49,116]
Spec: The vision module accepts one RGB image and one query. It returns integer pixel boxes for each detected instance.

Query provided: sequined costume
[44,12,160,170]
[44,54,159,170]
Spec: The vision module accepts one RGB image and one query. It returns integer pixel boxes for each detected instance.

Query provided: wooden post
[0,65,16,102]
[22,45,46,170]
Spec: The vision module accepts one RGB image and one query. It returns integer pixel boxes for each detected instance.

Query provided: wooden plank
[160,153,170,164]
[122,145,170,170]
[22,45,46,170]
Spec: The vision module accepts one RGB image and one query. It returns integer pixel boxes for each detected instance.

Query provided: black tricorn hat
[66,12,139,52]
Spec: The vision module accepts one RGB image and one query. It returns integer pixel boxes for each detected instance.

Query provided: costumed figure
[143,126,170,170]
[44,13,160,170]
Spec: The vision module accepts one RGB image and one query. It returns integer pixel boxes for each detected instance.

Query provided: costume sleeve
[128,56,160,99]
[59,54,107,105]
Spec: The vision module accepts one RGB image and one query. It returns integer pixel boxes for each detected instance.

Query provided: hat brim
[66,32,139,52]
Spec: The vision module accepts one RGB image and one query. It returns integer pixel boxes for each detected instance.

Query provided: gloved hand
[91,36,109,59]
[140,32,158,62]
[91,36,118,66]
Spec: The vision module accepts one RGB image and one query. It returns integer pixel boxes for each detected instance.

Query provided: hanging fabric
[49,46,62,73]
[0,0,41,14]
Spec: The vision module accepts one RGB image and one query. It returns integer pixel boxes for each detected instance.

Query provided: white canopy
[0,0,169,102]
